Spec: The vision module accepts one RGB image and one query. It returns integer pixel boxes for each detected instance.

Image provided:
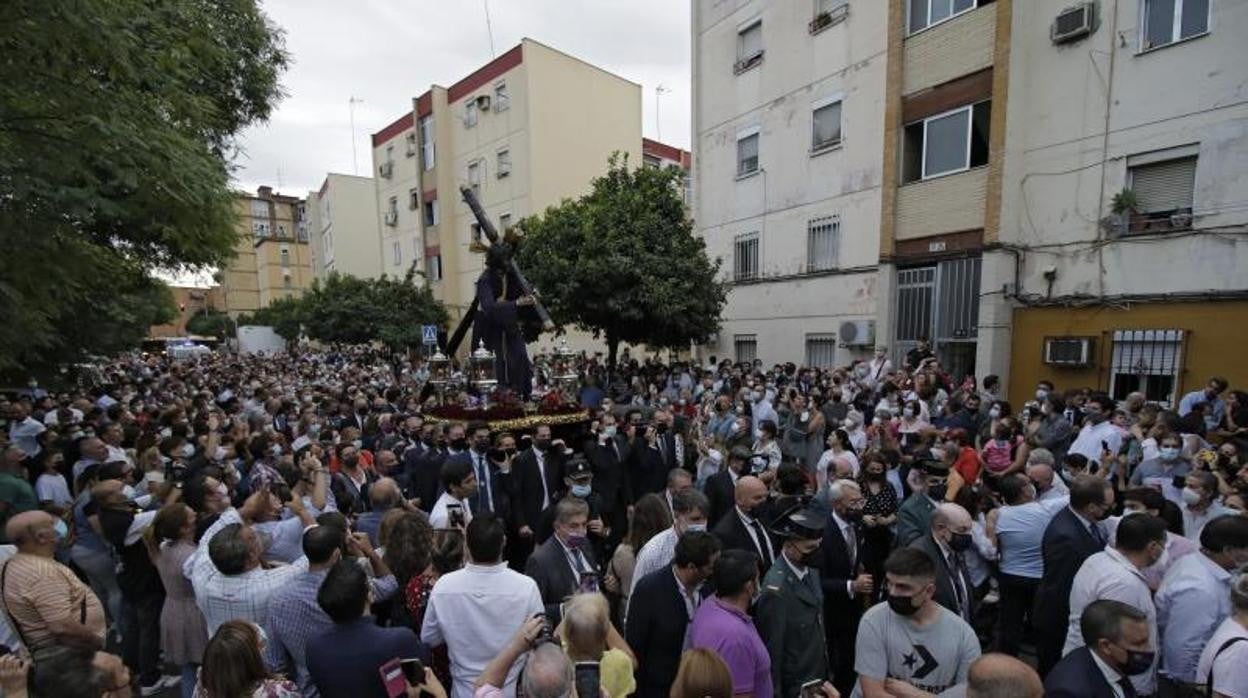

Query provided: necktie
[749,519,773,567]
[1118,677,1137,698]
[658,436,667,463]
[674,437,684,467]
[845,524,857,568]
[951,552,970,618]
[474,454,492,513]
[1090,522,1105,547]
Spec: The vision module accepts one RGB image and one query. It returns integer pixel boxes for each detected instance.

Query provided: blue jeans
[181,663,198,698]
[69,545,122,626]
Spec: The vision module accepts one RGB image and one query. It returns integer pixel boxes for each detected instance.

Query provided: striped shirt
[0,552,106,654]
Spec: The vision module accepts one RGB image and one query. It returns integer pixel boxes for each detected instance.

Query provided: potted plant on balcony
[1110,188,1145,234]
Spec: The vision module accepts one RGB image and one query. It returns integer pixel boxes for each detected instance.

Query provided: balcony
[903,3,996,96]
[895,167,988,241]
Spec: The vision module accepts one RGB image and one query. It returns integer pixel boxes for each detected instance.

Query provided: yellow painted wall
[1007,301,1248,407]
[902,3,996,95]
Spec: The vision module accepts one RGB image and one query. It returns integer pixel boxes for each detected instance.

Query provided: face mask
[352,439,363,450]
[451,438,469,451]
[1117,647,1155,676]
[929,483,948,501]
[842,507,864,523]
[1036,389,1049,401]
[988,407,1001,419]
[603,425,617,438]
[755,430,764,440]
[213,446,228,462]
[872,417,883,426]
[533,439,550,452]
[1086,412,1106,424]
[949,532,973,552]
[888,592,921,617]
[181,443,196,458]
[655,423,669,435]
[342,455,359,469]
[570,483,592,498]
[1160,447,1181,461]
[53,519,69,542]
[565,533,588,548]
[1152,546,1170,571]
[902,408,915,418]
[121,484,137,500]
[269,443,283,457]
[145,471,165,485]
[730,422,741,434]
[685,522,708,533]
[1181,487,1202,507]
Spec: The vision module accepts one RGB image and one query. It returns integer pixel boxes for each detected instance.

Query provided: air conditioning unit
[1051,2,1096,44]
[378,161,394,179]
[476,95,491,111]
[838,320,875,348]
[1044,337,1094,366]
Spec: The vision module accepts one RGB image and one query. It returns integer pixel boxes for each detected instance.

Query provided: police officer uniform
[755,506,831,698]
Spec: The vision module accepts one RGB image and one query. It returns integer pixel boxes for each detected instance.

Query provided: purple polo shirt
[689,595,773,698]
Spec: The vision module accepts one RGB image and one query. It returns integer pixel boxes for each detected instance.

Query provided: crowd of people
[0,341,1246,698]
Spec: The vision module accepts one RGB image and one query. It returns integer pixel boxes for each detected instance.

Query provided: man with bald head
[885,653,1043,698]
[712,475,776,573]
[1026,450,1069,502]
[0,510,106,661]
[356,477,411,546]
[72,436,109,481]
[911,502,977,623]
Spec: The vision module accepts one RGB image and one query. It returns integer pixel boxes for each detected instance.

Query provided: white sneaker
[140,674,182,696]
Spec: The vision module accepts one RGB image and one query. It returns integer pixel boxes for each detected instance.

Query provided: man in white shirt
[182,491,310,635]
[1064,513,1169,696]
[429,457,477,530]
[1025,454,1070,503]
[421,513,544,698]
[1155,514,1248,689]
[1196,572,1248,698]
[7,404,45,459]
[1067,395,1123,464]
[1180,471,1232,543]
[629,488,711,597]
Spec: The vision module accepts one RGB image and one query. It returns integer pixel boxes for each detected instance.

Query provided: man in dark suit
[1045,599,1153,698]
[896,459,949,547]
[910,502,978,624]
[524,495,601,623]
[705,446,751,528]
[1034,475,1113,676]
[512,424,564,568]
[443,421,516,527]
[585,413,631,546]
[813,478,873,697]
[711,475,775,575]
[626,530,721,698]
[405,423,467,513]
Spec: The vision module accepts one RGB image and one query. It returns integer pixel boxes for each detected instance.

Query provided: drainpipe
[1092,0,1121,299]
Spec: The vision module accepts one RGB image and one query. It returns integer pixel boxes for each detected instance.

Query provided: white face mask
[213,446,229,462]
[122,484,137,500]
[181,443,195,458]
[800,411,810,422]
[989,407,1001,419]
[1181,487,1202,507]
[902,407,915,418]
[1036,389,1049,401]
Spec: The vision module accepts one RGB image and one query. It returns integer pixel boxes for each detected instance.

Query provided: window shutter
[1131,157,1196,213]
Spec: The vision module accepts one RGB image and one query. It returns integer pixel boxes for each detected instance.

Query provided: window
[409,188,420,211]
[734,335,758,364]
[499,213,512,231]
[811,0,850,32]
[1127,155,1197,232]
[280,249,290,268]
[497,149,511,178]
[252,221,270,238]
[1109,329,1184,406]
[736,130,760,177]
[385,196,398,227]
[464,101,478,128]
[392,241,402,266]
[812,98,843,151]
[735,21,764,73]
[468,161,481,195]
[643,154,662,169]
[426,255,443,282]
[405,133,417,157]
[909,0,980,34]
[1142,0,1209,50]
[419,115,435,170]
[283,275,292,290]
[249,200,269,219]
[902,101,991,182]
[494,82,510,111]
[807,215,840,271]
[423,199,439,227]
[323,231,334,263]
[805,334,838,368]
[734,233,760,281]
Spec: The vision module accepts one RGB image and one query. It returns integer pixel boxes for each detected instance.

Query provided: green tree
[299,270,448,351]
[238,295,304,342]
[185,310,235,338]
[0,0,288,375]
[517,155,727,365]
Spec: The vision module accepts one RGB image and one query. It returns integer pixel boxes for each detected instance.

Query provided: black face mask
[450,438,468,451]
[888,592,921,617]
[841,508,864,523]
[655,423,669,435]
[533,439,551,452]
[928,483,948,501]
[949,532,973,552]
[342,455,360,469]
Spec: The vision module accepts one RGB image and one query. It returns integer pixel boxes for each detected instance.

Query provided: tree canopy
[252,270,449,351]
[0,0,288,377]
[517,155,726,364]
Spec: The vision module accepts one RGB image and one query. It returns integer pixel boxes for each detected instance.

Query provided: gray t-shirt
[852,602,981,697]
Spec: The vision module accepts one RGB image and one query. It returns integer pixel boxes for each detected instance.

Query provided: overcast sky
[231,0,692,196]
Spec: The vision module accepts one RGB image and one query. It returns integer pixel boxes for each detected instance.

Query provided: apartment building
[692,0,889,368]
[306,173,383,280]
[221,186,314,316]
[991,0,1248,406]
[695,0,1248,402]
[370,38,666,354]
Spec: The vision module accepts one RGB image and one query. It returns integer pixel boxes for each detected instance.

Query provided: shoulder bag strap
[1207,636,1248,698]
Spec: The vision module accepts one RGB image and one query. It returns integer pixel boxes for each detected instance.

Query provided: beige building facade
[371,38,690,356]
[306,173,384,280]
[222,186,314,316]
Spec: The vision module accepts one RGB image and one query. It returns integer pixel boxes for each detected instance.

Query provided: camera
[749,454,769,475]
